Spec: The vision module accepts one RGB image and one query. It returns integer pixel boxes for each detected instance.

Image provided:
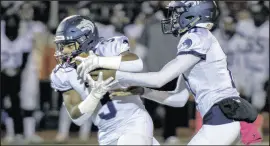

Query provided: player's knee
[23,109,34,117]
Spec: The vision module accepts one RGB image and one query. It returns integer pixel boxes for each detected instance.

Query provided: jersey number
[98,94,117,120]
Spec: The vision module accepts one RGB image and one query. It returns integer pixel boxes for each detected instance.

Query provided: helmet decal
[76,19,95,33]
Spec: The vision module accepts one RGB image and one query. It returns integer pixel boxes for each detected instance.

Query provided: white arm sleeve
[142,75,190,107]
[116,54,200,88]
[95,36,143,72]
[119,58,143,72]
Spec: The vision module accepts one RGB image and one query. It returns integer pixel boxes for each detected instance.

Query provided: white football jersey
[1,21,26,70]
[177,28,239,117]
[212,29,234,68]
[95,22,116,39]
[212,28,229,52]
[50,36,146,144]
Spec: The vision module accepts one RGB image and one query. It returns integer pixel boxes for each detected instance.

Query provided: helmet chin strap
[196,22,214,30]
[174,16,201,37]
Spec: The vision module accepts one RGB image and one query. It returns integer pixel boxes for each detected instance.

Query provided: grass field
[2,129,268,145]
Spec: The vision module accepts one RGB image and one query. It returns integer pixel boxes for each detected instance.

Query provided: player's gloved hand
[87,72,118,99]
[78,72,118,114]
[75,51,100,81]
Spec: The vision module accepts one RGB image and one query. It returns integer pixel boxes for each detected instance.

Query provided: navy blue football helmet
[161,1,218,37]
[54,15,99,65]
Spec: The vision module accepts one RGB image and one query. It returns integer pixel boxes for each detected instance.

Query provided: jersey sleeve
[50,67,73,92]
[177,30,212,60]
[95,36,130,57]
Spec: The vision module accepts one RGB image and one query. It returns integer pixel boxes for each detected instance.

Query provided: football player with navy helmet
[50,15,159,145]
[77,1,261,145]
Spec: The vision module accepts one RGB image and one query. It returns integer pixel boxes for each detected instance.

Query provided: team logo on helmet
[76,19,95,32]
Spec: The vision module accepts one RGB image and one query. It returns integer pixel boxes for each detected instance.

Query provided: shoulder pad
[50,66,72,92]
[95,36,130,56]
[177,28,211,60]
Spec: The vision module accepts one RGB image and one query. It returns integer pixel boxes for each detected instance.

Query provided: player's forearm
[69,105,84,119]
[142,88,190,107]
[115,59,179,88]
[64,92,101,126]
[64,102,84,120]
[116,71,168,88]
[116,55,199,88]
[140,75,190,107]
[119,58,143,72]
[65,104,92,126]
[98,53,143,72]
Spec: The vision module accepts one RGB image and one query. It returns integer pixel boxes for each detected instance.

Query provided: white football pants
[188,121,240,145]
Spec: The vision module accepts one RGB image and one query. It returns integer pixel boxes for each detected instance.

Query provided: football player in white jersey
[77,1,260,145]
[50,15,159,145]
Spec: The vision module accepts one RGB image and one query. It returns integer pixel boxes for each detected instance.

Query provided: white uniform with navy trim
[177,28,240,145]
[50,36,155,145]
[177,28,240,117]
[112,28,241,144]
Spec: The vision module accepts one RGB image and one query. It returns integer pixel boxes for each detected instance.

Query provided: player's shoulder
[50,65,72,92]
[177,28,212,57]
[95,35,130,56]
[101,36,129,45]
[178,28,211,47]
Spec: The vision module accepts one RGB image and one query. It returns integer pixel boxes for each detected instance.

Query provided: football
[89,68,117,81]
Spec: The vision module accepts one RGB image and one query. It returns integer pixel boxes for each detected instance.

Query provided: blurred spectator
[1,13,26,144]
[18,2,47,143]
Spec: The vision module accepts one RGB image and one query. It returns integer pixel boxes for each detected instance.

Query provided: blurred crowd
[1,1,269,144]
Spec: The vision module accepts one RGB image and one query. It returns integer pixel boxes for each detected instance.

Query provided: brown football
[89,68,116,81]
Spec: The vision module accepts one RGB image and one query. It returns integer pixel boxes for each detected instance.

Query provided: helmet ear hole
[186,16,194,20]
